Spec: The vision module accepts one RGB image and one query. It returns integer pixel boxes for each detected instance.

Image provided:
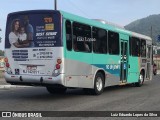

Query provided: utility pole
[55,0,57,10]
[150,26,152,40]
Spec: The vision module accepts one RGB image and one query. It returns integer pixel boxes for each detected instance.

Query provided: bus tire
[46,86,67,94]
[91,72,104,95]
[135,72,144,87]
[153,70,157,75]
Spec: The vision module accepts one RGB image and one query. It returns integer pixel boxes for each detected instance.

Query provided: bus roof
[60,10,152,41]
[7,10,152,41]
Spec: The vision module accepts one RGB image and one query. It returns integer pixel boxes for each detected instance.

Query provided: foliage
[0,50,4,56]
[124,14,160,44]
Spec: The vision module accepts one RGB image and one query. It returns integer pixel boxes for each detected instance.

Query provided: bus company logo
[106,64,120,70]
[2,112,11,117]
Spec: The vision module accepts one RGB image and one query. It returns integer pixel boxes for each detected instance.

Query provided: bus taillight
[52,58,62,77]
[57,58,62,64]
[4,57,8,63]
[56,64,60,69]
[6,62,10,68]
[56,58,62,69]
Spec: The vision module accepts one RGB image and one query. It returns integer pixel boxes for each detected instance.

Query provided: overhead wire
[67,0,92,18]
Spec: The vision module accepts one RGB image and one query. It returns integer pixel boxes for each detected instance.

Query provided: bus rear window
[5,11,62,48]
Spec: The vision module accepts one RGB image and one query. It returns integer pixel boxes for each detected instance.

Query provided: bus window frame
[140,39,146,57]
[92,26,108,54]
[108,30,120,55]
[72,21,92,53]
[130,36,140,57]
[65,20,72,51]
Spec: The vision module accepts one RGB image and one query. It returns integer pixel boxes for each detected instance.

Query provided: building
[0,56,5,71]
[153,55,160,70]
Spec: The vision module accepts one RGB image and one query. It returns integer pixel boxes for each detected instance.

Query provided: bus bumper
[4,72,65,86]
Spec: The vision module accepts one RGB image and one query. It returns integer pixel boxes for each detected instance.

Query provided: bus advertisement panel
[5,11,62,77]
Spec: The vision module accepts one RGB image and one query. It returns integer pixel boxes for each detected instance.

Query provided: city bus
[4,10,153,95]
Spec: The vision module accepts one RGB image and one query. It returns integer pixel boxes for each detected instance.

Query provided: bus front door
[120,41,128,83]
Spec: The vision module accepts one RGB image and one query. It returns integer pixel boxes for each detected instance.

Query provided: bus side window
[73,35,78,51]
[131,37,140,57]
[92,27,107,54]
[141,39,146,57]
[65,20,72,51]
[108,31,119,55]
[129,37,132,56]
[73,22,92,52]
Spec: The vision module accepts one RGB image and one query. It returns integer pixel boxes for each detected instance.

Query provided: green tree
[157,49,160,55]
[0,50,4,56]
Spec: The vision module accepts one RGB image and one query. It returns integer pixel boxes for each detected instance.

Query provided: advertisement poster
[5,11,62,75]
[5,11,62,62]
[5,11,61,48]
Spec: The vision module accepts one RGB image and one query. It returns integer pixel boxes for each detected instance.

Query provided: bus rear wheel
[135,72,144,87]
[90,72,104,95]
[46,86,67,94]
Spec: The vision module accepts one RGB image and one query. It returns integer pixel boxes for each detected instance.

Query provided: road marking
[0,85,32,89]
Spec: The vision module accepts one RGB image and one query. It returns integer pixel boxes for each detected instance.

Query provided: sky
[1,0,160,50]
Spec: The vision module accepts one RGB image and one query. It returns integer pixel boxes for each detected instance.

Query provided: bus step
[119,82,127,86]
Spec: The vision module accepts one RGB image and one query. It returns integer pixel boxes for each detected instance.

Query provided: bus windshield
[5,11,62,49]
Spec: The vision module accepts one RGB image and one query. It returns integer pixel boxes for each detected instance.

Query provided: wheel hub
[96,77,103,91]
[139,74,143,84]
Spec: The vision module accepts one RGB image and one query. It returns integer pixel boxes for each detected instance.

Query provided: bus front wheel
[92,72,105,95]
[135,72,144,87]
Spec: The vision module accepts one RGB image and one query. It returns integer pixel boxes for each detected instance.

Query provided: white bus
[5,10,153,95]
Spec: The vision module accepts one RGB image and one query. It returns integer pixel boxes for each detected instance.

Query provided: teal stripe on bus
[93,64,120,77]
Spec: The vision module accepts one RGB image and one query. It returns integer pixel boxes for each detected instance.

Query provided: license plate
[23,65,40,74]
[27,65,37,71]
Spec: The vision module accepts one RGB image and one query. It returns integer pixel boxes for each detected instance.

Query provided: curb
[0,85,32,89]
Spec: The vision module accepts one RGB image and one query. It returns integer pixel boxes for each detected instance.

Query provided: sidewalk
[0,71,6,85]
[0,72,15,88]
[0,78,31,89]
[0,78,9,85]
[0,78,16,89]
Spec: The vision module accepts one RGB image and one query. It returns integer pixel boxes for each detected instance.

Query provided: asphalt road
[0,75,160,120]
